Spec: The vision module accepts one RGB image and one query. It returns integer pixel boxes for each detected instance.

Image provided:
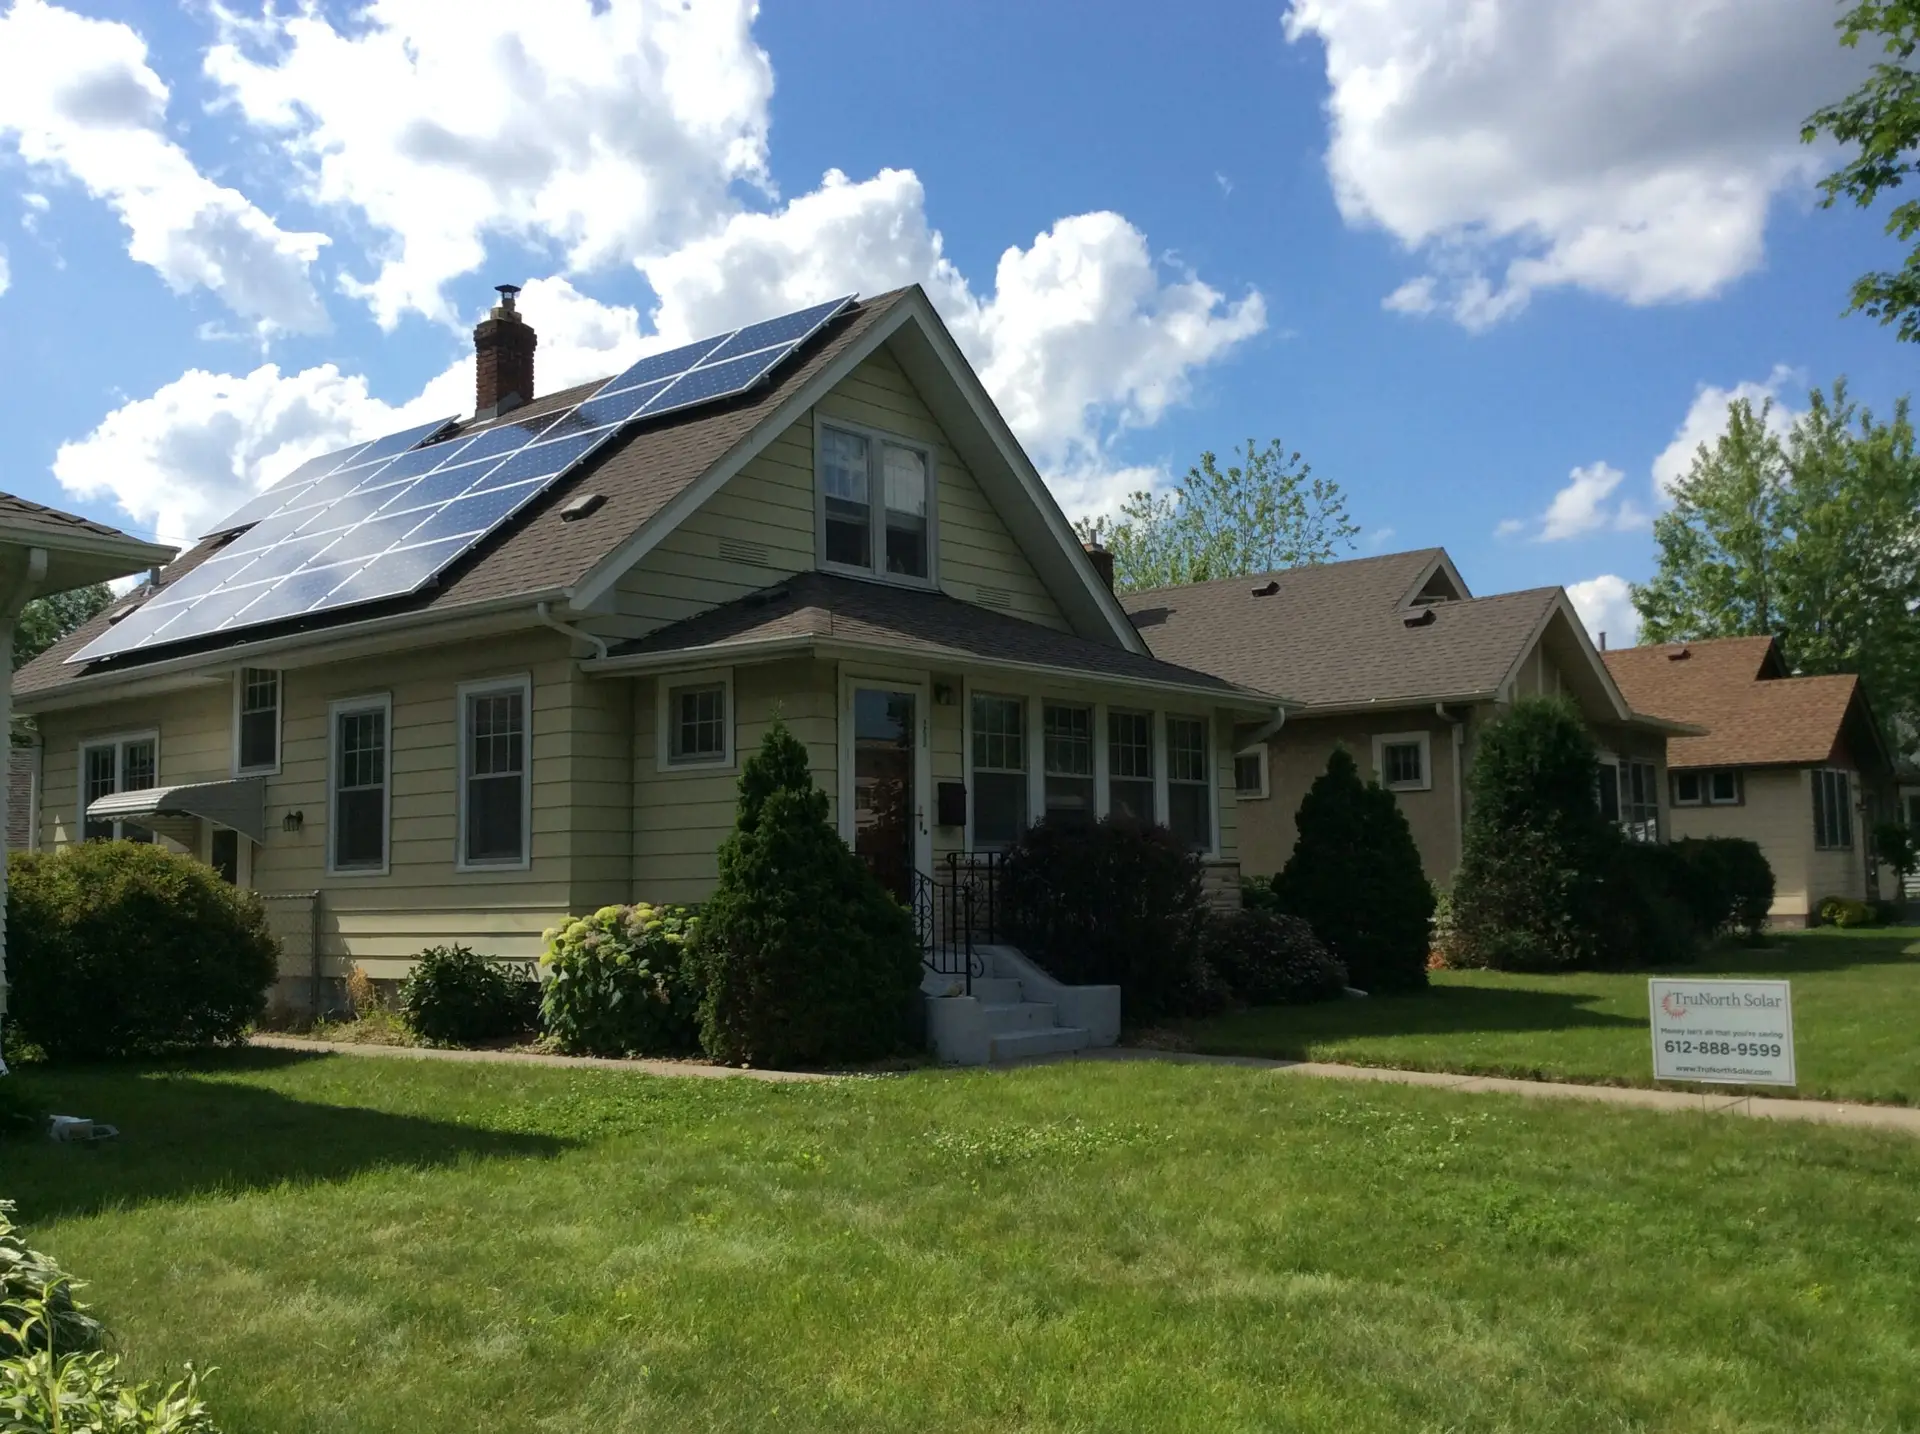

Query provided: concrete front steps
[923,946,1120,1066]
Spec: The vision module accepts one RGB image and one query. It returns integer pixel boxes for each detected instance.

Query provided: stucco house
[0,495,175,1071]
[1122,548,1688,883]
[11,286,1284,1059]
[1603,636,1900,924]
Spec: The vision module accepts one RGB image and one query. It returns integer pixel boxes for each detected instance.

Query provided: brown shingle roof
[0,493,154,545]
[15,290,913,697]
[1603,637,1862,768]
[611,571,1274,700]
[1120,550,1558,710]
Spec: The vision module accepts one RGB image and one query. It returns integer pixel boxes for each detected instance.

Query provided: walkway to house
[252,1035,1920,1135]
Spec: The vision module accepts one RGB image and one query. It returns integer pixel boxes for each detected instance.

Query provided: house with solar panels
[13,285,1286,1055]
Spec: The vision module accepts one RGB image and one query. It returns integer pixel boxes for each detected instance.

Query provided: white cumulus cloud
[1285,0,1870,328]
[1652,364,1804,498]
[205,0,774,329]
[0,0,328,332]
[1566,574,1640,650]
[1498,461,1648,542]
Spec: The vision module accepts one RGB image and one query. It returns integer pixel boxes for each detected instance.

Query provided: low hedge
[1203,908,1348,1005]
[396,945,538,1046]
[1670,837,1775,940]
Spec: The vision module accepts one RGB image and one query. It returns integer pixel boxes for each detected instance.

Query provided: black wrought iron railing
[911,852,1010,995]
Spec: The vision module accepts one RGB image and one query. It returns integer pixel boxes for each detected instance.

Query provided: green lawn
[5,1052,1920,1431]
[1181,927,1920,1105]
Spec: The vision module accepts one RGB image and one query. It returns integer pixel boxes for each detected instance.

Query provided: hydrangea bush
[539,903,702,1057]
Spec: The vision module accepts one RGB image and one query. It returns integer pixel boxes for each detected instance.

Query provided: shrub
[540,905,701,1057]
[1202,908,1347,1005]
[696,722,921,1066]
[1818,895,1877,928]
[1448,698,1618,971]
[1270,747,1435,992]
[999,815,1215,1023]
[1600,841,1702,968]
[1876,821,1919,884]
[396,945,538,1047]
[6,843,276,1061]
[1670,837,1776,940]
[1,1200,101,1357]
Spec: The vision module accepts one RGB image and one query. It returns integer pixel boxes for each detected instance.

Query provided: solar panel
[72,293,857,664]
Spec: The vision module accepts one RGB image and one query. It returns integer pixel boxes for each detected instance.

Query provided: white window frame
[1672,770,1704,806]
[1372,731,1433,792]
[1104,705,1159,825]
[456,674,533,873]
[1164,712,1217,857]
[231,666,282,777]
[1234,745,1270,801]
[1707,769,1743,806]
[327,693,392,878]
[654,668,736,773]
[76,729,160,842]
[966,686,1030,852]
[814,417,939,588]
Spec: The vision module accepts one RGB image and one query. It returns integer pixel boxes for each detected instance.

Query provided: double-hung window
[1107,710,1155,823]
[1813,768,1853,850]
[971,694,1027,849]
[661,676,732,769]
[819,422,932,582]
[79,733,157,842]
[235,668,280,774]
[1042,703,1095,826]
[330,696,390,874]
[1165,716,1212,853]
[461,678,529,868]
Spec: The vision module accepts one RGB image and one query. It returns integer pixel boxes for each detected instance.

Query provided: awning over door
[86,777,266,844]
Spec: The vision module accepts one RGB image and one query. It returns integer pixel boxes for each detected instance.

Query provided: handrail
[912,852,1009,996]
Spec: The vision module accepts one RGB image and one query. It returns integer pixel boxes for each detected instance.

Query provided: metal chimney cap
[494,283,522,310]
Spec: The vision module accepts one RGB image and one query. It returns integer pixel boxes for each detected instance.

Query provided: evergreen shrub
[1202,908,1348,1005]
[1670,837,1776,941]
[396,945,537,1046]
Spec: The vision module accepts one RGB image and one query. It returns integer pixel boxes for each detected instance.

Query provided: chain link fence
[257,891,326,1019]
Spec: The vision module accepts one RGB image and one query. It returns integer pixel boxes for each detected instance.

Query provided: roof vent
[1667,645,1691,661]
[558,492,605,522]
[1403,606,1437,628]
[1250,579,1280,597]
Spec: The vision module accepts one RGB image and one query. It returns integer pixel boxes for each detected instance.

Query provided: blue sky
[0,0,1904,645]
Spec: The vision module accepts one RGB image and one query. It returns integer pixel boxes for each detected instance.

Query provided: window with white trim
[971,694,1027,849]
[1372,732,1431,791]
[1813,768,1853,850]
[330,697,389,873]
[1619,759,1659,843]
[1165,715,1211,853]
[1674,769,1742,806]
[1234,747,1269,800]
[236,668,280,774]
[461,679,529,867]
[667,682,730,766]
[819,422,932,581]
[1107,709,1155,823]
[1042,702,1094,827]
[79,733,157,843]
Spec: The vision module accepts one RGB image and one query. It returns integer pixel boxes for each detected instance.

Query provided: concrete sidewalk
[1066,1047,1920,1136]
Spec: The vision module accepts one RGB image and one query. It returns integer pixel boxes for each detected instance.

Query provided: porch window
[818,422,932,582]
[971,693,1027,849]
[461,678,529,867]
[1166,715,1211,853]
[236,668,279,774]
[330,696,389,874]
[1813,768,1853,850]
[1619,759,1659,843]
[1042,702,1095,826]
[79,733,157,843]
[1107,709,1155,823]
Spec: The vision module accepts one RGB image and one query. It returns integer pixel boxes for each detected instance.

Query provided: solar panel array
[70,294,857,664]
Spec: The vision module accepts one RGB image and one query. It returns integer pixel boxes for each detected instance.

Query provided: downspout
[0,548,48,1078]
[1436,701,1465,878]
[535,600,608,661]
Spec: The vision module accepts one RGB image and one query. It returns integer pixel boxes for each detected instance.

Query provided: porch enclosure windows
[1042,702,1094,826]
[330,697,389,874]
[1165,716,1211,853]
[1813,768,1853,850]
[970,694,1026,850]
[1619,759,1659,843]
[460,679,528,867]
[1107,709,1154,823]
[80,733,157,842]
[819,422,931,581]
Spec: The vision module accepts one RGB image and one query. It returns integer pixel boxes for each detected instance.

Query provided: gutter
[534,601,608,660]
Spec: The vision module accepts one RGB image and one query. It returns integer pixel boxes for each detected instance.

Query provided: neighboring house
[11,285,1284,1057]
[1121,548,1689,883]
[1603,636,1900,925]
[0,495,175,1071]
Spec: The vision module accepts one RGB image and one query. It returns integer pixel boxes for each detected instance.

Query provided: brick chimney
[473,284,536,419]
[1083,541,1115,592]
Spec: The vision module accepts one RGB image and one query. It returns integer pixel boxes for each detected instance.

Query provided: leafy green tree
[1631,381,1920,737]
[1074,438,1357,593]
[12,584,113,669]
[1803,1,1920,341]
[695,721,921,1066]
[1269,746,1433,993]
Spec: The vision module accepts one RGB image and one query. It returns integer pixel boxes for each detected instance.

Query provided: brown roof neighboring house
[1603,637,1888,771]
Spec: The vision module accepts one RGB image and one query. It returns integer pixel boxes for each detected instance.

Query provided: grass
[1180,926,1920,1105]
[5,1051,1920,1431]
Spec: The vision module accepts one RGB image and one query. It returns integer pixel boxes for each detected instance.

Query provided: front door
[851,686,920,903]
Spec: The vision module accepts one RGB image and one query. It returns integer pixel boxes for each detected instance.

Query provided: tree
[1074,438,1357,593]
[1631,381,1920,738]
[12,584,113,669]
[1269,747,1434,993]
[1803,1,1920,342]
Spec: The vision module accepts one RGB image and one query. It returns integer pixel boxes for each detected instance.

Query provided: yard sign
[1648,979,1795,1086]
